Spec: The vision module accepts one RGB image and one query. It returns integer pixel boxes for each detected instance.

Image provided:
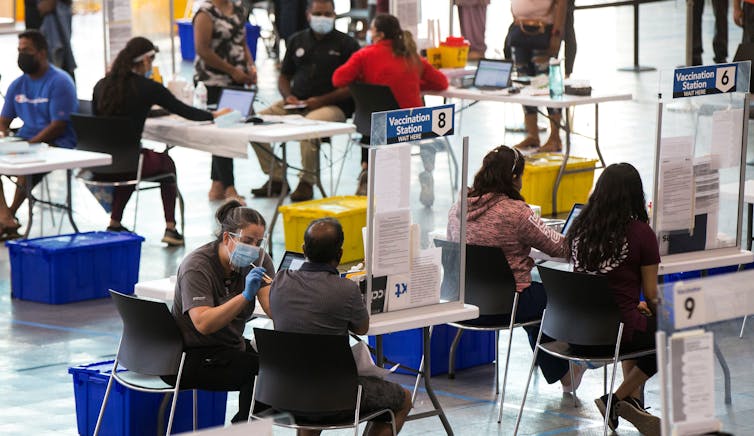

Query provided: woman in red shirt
[332,14,448,205]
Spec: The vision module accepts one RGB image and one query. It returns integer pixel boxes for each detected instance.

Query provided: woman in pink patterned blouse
[447,145,584,392]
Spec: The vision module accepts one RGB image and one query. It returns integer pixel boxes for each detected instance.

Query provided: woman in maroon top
[567,163,661,435]
[332,14,448,204]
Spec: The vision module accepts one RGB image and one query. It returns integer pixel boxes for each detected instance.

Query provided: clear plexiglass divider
[363,105,469,315]
[653,61,751,262]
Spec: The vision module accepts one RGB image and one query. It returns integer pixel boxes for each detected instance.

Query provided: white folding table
[425,87,632,215]
[0,146,112,237]
[143,116,356,255]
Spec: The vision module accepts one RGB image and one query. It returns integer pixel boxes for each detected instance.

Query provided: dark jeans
[693,0,728,64]
[107,149,177,224]
[564,0,577,76]
[162,340,259,423]
[466,282,570,385]
[744,3,754,45]
[512,46,561,116]
[207,85,235,188]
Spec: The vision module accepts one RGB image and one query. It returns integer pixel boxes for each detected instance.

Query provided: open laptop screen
[561,203,584,236]
[473,59,513,89]
[277,251,306,272]
[217,88,256,117]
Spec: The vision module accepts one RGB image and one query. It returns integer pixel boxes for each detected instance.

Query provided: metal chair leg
[740,315,748,339]
[176,187,185,236]
[512,310,547,432]
[93,360,118,436]
[494,330,500,395]
[499,293,520,423]
[570,361,577,407]
[448,328,463,379]
[192,389,198,431]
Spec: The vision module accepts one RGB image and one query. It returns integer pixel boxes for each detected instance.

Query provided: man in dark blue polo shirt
[271,218,413,435]
[0,30,78,238]
[251,0,360,202]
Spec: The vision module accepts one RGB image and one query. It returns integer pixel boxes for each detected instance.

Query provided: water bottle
[194,81,208,110]
[548,58,564,99]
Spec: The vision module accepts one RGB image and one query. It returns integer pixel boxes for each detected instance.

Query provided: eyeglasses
[229,231,266,247]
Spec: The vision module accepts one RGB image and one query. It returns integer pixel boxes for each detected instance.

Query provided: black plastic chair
[71,113,185,235]
[513,266,656,436]
[338,82,459,195]
[435,239,539,423]
[250,328,397,436]
[95,290,196,436]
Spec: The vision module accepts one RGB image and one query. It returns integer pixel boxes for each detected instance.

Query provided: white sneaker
[419,171,434,207]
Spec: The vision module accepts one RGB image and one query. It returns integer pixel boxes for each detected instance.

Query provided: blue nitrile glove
[243,267,267,302]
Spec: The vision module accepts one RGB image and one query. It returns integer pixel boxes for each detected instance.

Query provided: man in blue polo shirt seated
[0,30,78,238]
[270,217,413,436]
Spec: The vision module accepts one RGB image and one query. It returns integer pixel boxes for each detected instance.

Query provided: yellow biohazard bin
[520,153,598,216]
[278,196,367,263]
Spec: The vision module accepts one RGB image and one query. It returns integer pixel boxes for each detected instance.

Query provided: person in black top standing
[92,37,227,245]
[250,0,360,202]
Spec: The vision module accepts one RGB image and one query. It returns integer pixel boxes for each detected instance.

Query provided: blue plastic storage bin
[69,361,227,436]
[177,19,260,61]
[6,231,144,304]
[369,324,496,376]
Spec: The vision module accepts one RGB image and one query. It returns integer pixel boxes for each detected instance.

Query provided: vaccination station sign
[371,104,455,144]
[673,63,738,98]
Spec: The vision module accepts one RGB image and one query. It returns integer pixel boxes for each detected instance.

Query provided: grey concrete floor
[1,2,754,435]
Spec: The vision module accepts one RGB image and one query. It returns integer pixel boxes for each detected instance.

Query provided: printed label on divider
[378,104,455,144]
[672,63,739,98]
[673,281,708,329]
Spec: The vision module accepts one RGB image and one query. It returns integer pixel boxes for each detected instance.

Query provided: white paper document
[372,209,411,276]
[373,146,410,211]
[711,109,743,169]
[669,330,720,435]
[657,157,694,232]
[408,247,442,307]
[660,136,694,160]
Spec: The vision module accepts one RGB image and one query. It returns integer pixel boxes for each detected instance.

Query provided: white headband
[132,49,156,63]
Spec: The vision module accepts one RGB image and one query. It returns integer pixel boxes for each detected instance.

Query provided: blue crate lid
[68,360,126,377]
[6,231,144,252]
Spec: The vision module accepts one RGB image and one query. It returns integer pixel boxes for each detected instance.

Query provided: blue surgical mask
[144,69,153,79]
[310,16,335,35]
[229,241,260,269]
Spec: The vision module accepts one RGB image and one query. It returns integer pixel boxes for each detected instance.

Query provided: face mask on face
[227,239,261,269]
[144,68,153,79]
[18,53,40,75]
[310,16,335,34]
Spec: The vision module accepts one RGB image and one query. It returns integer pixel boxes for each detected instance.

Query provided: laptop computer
[277,250,306,272]
[561,203,584,236]
[217,87,257,121]
[471,59,514,90]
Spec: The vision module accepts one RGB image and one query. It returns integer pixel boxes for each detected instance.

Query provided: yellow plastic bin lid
[524,153,598,172]
[278,196,367,217]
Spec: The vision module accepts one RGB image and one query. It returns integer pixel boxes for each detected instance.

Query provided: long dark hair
[566,163,649,271]
[97,37,156,116]
[373,14,420,68]
[469,145,525,202]
[215,199,266,241]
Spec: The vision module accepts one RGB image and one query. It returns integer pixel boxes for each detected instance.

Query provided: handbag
[507,20,553,51]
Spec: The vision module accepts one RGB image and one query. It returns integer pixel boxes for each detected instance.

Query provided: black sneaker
[594,393,619,431]
[161,228,184,246]
[107,224,131,232]
[616,397,660,436]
